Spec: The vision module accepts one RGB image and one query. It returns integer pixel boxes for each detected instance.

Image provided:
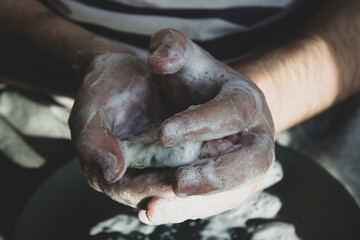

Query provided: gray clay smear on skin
[123,129,203,169]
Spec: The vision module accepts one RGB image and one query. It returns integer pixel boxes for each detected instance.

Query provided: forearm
[234,0,360,133]
[0,0,134,96]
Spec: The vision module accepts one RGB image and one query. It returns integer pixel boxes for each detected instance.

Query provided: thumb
[148,28,229,92]
[69,103,127,184]
[148,28,188,74]
[74,128,126,184]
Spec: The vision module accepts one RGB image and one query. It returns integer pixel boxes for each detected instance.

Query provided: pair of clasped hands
[69,29,275,224]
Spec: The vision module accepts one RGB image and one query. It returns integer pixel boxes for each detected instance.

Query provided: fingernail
[138,210,157,225]
[149,32,164,57]
[148,41,160,56]
[149,43,168,58]
[98,152,124,183]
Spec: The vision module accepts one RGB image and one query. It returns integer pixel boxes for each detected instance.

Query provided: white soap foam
[250,222,301,240]
[200,191,282,240]
[200,158,225,190]
[262,160,283,189]
[176,132,274,194]
[167,41,183,59]
[88,191,284,240]
[88,161,285,238]
[90,214,156,236]
[124,128,203,168]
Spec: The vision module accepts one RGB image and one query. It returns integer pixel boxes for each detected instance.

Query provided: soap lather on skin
[123,128,204,169]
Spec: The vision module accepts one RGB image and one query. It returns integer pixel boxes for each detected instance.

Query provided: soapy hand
[68,51,178,209]
[138,29,275,224]
[148,29,275,198]
[69,28,275,224]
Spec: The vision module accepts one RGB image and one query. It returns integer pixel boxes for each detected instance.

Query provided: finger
[69,100,130,184]
[148,29,268,146]
[95,167,175,209]
[199,137,235,158]
[138,180,262,224]
[158,85,262,147]
[148,28,188,74]
[148,28,230,101]
[147,28,203,113]
[77,53,151,138]
[72,118,126,184]
[70,97,131,184]
[69,54,151,183]
[173,128,275,197]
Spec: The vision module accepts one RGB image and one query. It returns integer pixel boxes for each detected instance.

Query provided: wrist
[234,35,338,134]
[235,62,282,132]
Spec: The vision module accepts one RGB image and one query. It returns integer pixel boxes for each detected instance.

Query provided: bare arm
[2,0,359,225]
[234,0,360,133]
[0,0,133,96]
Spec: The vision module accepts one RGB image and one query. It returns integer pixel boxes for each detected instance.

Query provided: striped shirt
[41,0,328,61]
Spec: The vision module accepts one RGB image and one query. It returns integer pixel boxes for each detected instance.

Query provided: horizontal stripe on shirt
[74,0,284,26]
[42,0,329,61]
[58,0,249,41]
[106,0,293,9]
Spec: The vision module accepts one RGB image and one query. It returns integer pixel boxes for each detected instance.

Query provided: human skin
[1,0,360,224]
[68,29,275,225]
[234,0,360,132]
